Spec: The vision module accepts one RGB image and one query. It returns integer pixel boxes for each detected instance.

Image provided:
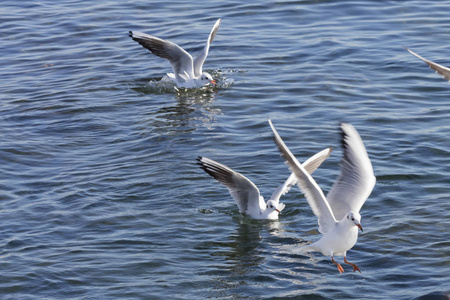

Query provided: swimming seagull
[196,147,332,220]
[129,19,221,88]
[269,120,376,273]
[405,47,450,82]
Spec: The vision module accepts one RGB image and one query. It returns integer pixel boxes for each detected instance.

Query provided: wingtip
[340,123,359,141]
[404,47,429,63]
[404,47,423,58]
[197,156,212,168]
[268,120,279,145]
[338,123,355,151]
[340,122,355,133]
[323,147,334,157]
[211,18,221,31]
[196,156,207,169]
[321,146,334,158]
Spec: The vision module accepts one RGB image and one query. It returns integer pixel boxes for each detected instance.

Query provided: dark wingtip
[196,156,206,168]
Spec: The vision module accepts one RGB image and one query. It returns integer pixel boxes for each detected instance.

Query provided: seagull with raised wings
[197,147,332,220]
[129,19,221,88]
[269,120,376,273]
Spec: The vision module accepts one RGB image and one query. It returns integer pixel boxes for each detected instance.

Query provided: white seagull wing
[270,147,333,203]
[193,19,221,77]
[269,120,337,233]
[406,47,450,81]
[197,156,264,216]
[269,173,296,205]
[326,123,376,221]
[129,31,195,82]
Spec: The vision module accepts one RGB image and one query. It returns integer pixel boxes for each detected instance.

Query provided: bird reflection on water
[130,69,234,133]
[205,219,284,294]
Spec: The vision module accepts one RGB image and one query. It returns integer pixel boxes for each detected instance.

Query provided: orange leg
[344,256,361,273]
[331,256,344,273]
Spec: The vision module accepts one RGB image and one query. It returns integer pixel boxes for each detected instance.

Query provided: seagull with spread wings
[129,19,221,88]
[197,147,332,220]
[269,120,376,273]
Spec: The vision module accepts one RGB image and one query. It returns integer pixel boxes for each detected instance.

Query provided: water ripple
[1,0,449,299]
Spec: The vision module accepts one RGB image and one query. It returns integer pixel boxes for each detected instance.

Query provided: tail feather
[290,243,317,255]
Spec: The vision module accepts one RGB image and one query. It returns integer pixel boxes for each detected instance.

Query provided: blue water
[1,0,449,299]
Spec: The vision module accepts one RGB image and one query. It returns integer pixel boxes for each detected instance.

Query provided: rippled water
[1,0,449,299]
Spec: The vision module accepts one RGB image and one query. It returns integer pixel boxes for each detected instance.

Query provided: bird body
[304,214,359,257]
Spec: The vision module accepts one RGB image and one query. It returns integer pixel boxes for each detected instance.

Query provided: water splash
[133,69,236,95]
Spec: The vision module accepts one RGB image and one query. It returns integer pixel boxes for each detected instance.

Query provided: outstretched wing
[406,47,450,81]
[269,120,337,234]
[270,147,333,203]
[197,156,264,215]
[193,19,221,77]
[326,123,376,221]
[129,31,194,82]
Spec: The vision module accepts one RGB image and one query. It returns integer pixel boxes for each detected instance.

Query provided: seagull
[405,47,450,82]
[196,147,332,220]
[269,120,376,273]
[129,19,221,88]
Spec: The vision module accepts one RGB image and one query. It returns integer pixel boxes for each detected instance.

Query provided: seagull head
[266,200,282,214]
[200,72,216,85]
[346,211,363,232]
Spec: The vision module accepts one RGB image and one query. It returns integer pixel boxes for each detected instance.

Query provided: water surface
[0,0,449,299]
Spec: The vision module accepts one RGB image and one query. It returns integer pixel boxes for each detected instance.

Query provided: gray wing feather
[326,123,376,221]
[270,173,296,204]
[197,156,262,214]
[129,31,194,82]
